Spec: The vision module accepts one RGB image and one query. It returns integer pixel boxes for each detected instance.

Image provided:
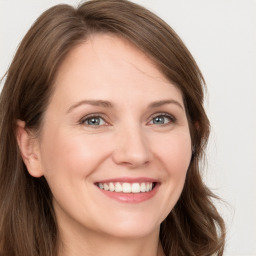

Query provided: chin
[96,212,163,239]
[105,224,160,239]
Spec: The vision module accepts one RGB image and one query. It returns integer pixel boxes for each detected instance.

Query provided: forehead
[50,34,183,107]
[57,34,169,80]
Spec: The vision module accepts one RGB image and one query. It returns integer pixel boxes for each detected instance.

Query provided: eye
[81,115,107,126]
[149,113,176,125]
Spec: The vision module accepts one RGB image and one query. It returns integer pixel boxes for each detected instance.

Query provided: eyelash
[149,113,176,126]
[79,113,108,127]
[79,112,176,128]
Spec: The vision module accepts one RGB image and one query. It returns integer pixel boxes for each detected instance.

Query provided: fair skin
[17,34,192,256]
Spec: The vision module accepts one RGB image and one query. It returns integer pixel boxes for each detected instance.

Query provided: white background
[0,0,255,255]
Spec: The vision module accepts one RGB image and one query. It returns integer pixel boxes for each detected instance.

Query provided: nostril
[112,149,151,168]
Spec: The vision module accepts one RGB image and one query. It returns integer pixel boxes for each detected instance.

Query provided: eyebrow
[67,100,113,113]
[66,98,184,114]
[148,99,184,110]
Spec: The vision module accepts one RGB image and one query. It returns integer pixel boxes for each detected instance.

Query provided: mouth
[94,178,160,203]
[95,181,157,193]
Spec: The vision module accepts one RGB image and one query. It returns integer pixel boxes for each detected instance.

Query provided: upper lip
[95,177,160,184]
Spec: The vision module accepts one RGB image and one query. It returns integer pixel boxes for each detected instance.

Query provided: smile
[95,178,160,203]
[96,182,156,193]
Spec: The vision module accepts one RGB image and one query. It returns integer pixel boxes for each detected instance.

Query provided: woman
[0,0,225,255]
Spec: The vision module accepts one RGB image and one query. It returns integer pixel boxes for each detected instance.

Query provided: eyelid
[147,112,177,125]
[78,112,176,127]
[79,113,110,126]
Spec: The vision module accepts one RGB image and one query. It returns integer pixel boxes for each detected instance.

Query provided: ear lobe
[16,120,44,177]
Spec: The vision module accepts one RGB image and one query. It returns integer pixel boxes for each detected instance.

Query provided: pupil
[153,116,164,124]
[89,118,100,125]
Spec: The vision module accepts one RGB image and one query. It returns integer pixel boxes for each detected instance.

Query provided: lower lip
[96,183,160,203]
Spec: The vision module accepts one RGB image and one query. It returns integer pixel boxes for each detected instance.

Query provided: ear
[16,120,44,177]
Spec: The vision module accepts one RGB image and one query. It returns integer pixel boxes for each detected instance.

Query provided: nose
[112,125,151,168]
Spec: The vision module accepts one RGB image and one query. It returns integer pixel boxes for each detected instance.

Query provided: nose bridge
[112,122,151,167]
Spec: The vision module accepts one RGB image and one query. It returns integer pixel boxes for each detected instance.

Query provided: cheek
[153,130,192,174]
[39,132,112,180]
[152,131,191,217]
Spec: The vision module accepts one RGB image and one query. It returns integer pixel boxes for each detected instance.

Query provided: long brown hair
[0,0,225,255]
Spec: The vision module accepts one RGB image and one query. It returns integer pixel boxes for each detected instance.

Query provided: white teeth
[115,182,122,192]
[140,183,146,192]
[109,182,115,192]
[97,182,155,193]
[123,183,131,193]
[103,183,109,191]
[131,183,140,193]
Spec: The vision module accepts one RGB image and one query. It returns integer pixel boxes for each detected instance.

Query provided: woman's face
[33,34,192,239]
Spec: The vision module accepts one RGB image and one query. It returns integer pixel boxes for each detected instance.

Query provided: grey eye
[151,115,172,125]
[84,116,106,126]
[152,116,166,124]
